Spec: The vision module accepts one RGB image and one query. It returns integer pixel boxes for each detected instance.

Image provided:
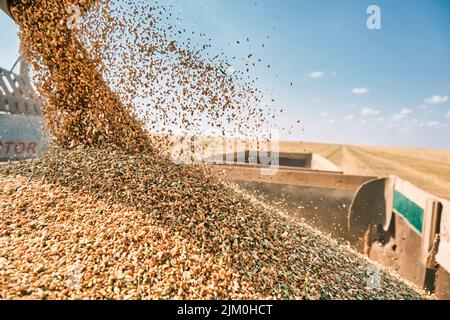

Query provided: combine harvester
[0,56,47,161]
[1,0,449,299]
[0,0,47,161]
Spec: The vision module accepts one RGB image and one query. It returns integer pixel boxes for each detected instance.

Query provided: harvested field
[280,141,450,200]
[0,146,424,300]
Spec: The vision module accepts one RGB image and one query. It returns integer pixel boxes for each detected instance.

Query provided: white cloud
[309,71,324,79]
[446,111,450,118]
[328,119,336,125]
[352,87,370,95]
[424,95,448,105]
[320,112,330,117]
[345,115,355,121]
[426,121,440,127]
[418,120,441,128]
[392,108,413,120]
[361,107,380,116]
[331,71,337,77]
[401,108,413,115]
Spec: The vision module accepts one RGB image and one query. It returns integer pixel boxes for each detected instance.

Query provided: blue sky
[1,0,449,148]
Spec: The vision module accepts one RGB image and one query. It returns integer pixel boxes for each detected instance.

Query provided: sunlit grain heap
[0,146,424,299]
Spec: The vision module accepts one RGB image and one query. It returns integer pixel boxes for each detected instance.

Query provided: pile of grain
[0,146,423,299]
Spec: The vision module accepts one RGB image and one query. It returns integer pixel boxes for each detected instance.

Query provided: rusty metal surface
[236,180,356,242]
[213,163,375,244]
[213,165,375,191]
[211,151,312,168]
[209,151,342,173]
[348,177,395,236]
[435,267,450,299]
[369,214,427,290]
[214,162,342,174]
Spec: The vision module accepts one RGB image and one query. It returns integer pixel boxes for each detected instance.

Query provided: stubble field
[280,141,450,200]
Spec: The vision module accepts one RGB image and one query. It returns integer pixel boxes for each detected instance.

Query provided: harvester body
[1,0,48,161]
[0,57,48,161]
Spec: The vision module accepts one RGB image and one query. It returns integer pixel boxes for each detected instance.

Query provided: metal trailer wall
[209,151,342,173]
[215,158,450,298]
[388,177,449,296]
[436,201,450,298]
[339,176,450,297]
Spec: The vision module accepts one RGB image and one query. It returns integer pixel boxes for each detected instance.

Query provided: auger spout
[0,0,13,20]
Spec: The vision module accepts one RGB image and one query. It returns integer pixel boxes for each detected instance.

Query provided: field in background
[280,141,450,200]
